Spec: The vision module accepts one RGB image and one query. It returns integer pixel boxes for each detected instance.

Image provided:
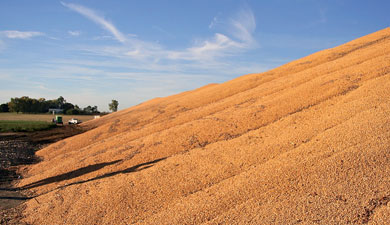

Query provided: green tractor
[52,115,63,125]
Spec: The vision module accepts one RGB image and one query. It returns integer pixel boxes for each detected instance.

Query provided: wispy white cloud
[167,33,241,61]
[167,7,257,61]
[0,30,44,39]
[0,51,272,111]
[152,26,175,38]
[68,30,81,36]
[61,2,127,43]
[61,2,257,63]
[209,16,219,29]
[92,35,114,41]
[229,7,256,45]
[3,3,262,111]
[307,8,328,28]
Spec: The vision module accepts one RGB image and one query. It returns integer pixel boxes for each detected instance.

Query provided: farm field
[0,113,96,123]
[0,120,56,132]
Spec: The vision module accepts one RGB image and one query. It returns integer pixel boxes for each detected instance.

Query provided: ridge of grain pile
[19,27,390,224]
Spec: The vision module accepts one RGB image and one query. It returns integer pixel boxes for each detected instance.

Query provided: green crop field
[0,113,95,122]
[0,120,57,132]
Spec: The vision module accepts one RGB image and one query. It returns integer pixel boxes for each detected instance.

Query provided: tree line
[0,96,102,115]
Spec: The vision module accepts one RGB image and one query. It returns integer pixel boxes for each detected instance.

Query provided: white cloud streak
[61,2,127,43]
[61,2,257,62]
[229,7,256,45]
[0,30,44,39]
[162,7,257,61]
[4,3,260,111]
[209,16,219,29]
[68,30,81,36]
[166,33,242,61]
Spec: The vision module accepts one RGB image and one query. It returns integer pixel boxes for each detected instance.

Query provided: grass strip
[0,120,57,132]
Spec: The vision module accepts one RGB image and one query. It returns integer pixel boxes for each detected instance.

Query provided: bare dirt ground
[0,125,87,224]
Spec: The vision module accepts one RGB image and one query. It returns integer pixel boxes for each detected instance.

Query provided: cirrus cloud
[61,1,126,43]
[68,30,81,36]
[0,30,44,39]
[60,2,257,62]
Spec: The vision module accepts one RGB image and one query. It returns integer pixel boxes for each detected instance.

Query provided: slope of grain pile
[19,28,390,224]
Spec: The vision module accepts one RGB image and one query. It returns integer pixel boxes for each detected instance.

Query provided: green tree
[63,102,75,112]
[66,108,80,115]
[8,96,50,113]
[91,106,99,114]
[109,100,119,112]
[38,98,49,113]
[0,103,9,112]
[57,96,65,108]
[19,96,32,113]
[83,105,93,114]
[8,97,21,113]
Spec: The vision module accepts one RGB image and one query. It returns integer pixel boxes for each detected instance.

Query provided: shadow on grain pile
[21,157,165,191]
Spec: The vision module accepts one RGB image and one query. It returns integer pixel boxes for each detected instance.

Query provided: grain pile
[18,28,390,224]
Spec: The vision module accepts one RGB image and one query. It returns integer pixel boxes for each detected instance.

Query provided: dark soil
[0,125,87,225]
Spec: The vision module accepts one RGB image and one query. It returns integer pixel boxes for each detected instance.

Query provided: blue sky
[0,0,389,111]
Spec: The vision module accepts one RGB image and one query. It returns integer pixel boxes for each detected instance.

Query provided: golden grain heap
[18,28,390,224]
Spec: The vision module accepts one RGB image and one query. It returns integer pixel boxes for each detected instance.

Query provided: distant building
[49,108,63,114]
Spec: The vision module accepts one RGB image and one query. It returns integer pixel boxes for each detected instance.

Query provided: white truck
[68,118,82,124]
